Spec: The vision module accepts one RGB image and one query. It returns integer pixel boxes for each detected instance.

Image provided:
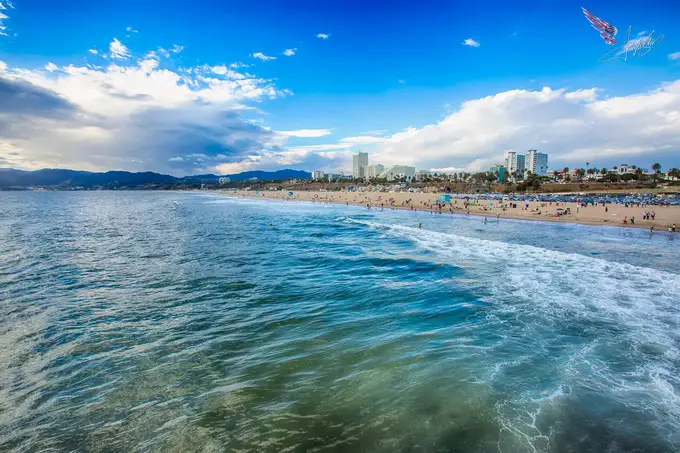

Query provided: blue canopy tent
[287,191,294,197]
[436,194,452,204]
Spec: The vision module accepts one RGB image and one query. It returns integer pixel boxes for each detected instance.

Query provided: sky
[0,0,679,176]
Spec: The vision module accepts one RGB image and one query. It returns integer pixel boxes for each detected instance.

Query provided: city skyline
[1,1,680,176]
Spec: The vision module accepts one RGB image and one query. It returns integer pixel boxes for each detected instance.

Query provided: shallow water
[1,191,679,452]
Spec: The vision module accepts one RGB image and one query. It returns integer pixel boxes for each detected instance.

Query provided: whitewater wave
[346,217,680,450]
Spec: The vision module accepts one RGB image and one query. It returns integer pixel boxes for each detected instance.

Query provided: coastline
[210,190,680,231]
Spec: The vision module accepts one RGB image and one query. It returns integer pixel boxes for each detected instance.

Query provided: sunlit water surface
[1,191,679,452]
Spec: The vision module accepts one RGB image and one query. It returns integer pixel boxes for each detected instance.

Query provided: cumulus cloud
[252,52,276,61]
[261,82,680,174]
[126,26,139,33]
[88,49,98,55]
[669,52,680,61]
[463,38,480,47]
[44,62,59,72]
[0,43,294,175]
[316,33,329,39]
[366,83,680,172]
[0,60,7,72]
[109,38,130,60]
[279,129,332,138]
[283,48,296,57]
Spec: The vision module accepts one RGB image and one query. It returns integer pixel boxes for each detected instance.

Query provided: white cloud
[88,49,98,55]
[669,52,680,61]
[254,82,680,174]
[0,60,6,72]
[564,88,600,102]
[0,41,293,175]
[279,129,332,138]
[366,83,680,171]
[109,38,130,60]
[0,1,13,37]
[45,62,59,72]
[126,26,139,33]
[252,52,276,61]
[316,33,330,39]
[229,62,250,69]
[463,38,480,47]
[283,48,297,57]
[171,44,184,54]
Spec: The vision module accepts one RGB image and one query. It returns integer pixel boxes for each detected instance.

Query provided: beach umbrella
[556,208,565,211]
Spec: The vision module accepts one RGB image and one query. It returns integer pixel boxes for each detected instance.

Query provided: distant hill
[182,170,311,182]
[0,168,311,189]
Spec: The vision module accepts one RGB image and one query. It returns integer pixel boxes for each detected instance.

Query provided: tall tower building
[525,150,549,176]
[353,151,368,179]
[505,152,526,179]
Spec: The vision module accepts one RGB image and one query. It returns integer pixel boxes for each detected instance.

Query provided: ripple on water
[0,192,679,452]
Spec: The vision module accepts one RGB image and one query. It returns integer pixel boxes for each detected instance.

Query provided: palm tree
[667,168,680,181]
[563,167,570,174]
[600,167,608,175]
[586,162,590,171]
[652,162,662,173]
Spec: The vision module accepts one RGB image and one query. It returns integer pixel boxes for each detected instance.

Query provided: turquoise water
[1,191,679,452]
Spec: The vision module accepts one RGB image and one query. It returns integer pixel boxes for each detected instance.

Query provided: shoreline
[210,190,680,231]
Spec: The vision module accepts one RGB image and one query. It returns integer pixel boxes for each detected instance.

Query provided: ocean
[1,191,679,452]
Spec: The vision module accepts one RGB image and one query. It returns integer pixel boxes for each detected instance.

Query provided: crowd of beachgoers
[453,193,679,206]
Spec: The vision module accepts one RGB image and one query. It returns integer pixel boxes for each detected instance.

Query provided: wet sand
[217,190,680,230]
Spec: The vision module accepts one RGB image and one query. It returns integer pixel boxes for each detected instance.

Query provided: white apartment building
[381,165,416,181]
[415,170,432,181]
[218,177,231,184]
[353,152,369,179]
[525,150,549,176]
[505,152,526,179]
[366,164,385,179]
[311,171,325,180]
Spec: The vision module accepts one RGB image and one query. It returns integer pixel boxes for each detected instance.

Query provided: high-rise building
[353,151,368,179]
[366,164,384,179]
[525,150,549,176]
[505,152,526,179]
[311,171,325,180]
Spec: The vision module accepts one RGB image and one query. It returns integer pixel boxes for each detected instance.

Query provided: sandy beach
[217,189,680,231]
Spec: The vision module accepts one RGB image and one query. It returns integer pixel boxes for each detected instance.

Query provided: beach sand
[217,190,680,230]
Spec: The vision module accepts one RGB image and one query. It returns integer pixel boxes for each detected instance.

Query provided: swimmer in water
[418,223,422,229]
[484,216,487,224]
[650,226,654,234]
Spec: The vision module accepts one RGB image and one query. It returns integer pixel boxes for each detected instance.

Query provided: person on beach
[650,226,654,234]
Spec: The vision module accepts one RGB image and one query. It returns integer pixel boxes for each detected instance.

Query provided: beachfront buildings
[328,173,344,182]
[489,165,507,183]
[218,177,231,184]
[415,170,432,181]
[367,164,385,179]
[353,152,369,179]
[526,150,549,176]
[312,171,325,180]
[505,152,526,180]
[381,165,416,181]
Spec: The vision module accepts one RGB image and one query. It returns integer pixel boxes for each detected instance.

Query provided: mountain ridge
[0,168,311,188]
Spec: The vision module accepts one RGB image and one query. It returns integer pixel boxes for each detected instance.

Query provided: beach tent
[287,191,294,197]
[436,194,452,203]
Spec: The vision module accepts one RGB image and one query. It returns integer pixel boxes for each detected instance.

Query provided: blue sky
[1,0,679,175]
